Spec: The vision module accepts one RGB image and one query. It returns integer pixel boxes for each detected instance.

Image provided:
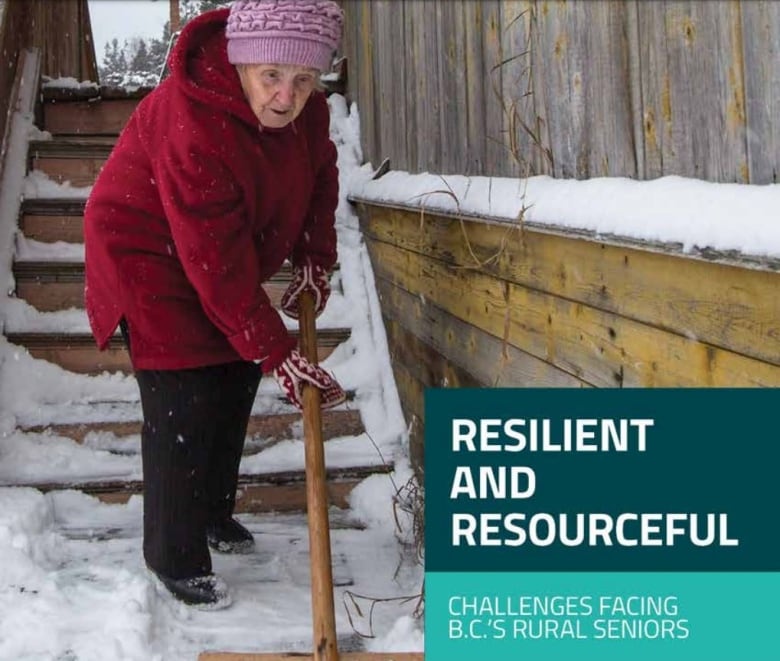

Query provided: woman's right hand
[273,349,345,410]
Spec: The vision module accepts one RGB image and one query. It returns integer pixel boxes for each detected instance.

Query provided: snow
[1,50,778,660]
[350,170,780,260]
[41,76,99,91]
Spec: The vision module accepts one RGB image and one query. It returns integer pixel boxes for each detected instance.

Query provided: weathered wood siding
[342,0,780,184]
[356,203,780,481]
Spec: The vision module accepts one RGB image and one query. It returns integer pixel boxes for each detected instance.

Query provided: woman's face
[236,63,319,129]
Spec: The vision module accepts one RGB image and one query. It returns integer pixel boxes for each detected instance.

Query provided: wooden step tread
[19,200,85,243]
[21,198,86,214]
[6,329,351,375]
[57,509,367,541]
[29,138,116,157]
[23,409,363,444]
[13,260,302,284]
[12,261,340,313]
[41,88,151,137]
[23,463,393,513]
[7,329,349,348]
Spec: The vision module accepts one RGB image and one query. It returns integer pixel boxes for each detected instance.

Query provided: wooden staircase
[3,81,394,515]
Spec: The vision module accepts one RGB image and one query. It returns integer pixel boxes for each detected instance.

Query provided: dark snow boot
[206,518,256,554]
[153,571,232,609]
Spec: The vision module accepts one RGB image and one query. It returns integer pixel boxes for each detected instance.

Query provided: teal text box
[424,388,780,572]
[425,571,780,660]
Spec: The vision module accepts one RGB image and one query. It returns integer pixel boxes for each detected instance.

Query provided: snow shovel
[198,292,423,661]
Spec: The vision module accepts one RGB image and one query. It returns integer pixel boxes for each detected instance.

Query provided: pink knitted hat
[226,0,344,71]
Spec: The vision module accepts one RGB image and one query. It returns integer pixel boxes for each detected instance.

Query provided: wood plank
[383,311,483,390]
[422,0,442,173]
[499,0,548,177]
[19,213,84,243]
[21,198,87,214]
[375,275,588,388]
[531,0,637,178]
[19,200,86,244]
[29,138,116,156]
[14,278,288,313]
[401,0,418,171]
[438,0,469,174]
[12,261,339,312]
[372,1,395,168]
[42,98,141,135]
[29,465,393,513]
[358,204,780,366]
[13,261,327,280]
[366,238,780,387]
[356,1,378,170]
[23,409,364,444]
[462,1,486,174]
[6,330,350,375]
[740,1,780,184]
[637,1,748,182]
[625,0,646,180]
[388,358,425,480]
[30,155,105,187]
[482,0,507,176]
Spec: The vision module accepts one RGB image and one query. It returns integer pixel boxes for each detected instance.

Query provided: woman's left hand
[280,259,331,319]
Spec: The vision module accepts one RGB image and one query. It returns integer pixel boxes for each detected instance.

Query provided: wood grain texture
[359,204,780,367]
[376,276,588,388]
[23,409,364,445]
[364,201,780,387]
[43,98,141,135]
[6,331,349,375]
[342,0,779,183]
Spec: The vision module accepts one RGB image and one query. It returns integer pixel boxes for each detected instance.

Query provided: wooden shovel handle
[298,290,340,661]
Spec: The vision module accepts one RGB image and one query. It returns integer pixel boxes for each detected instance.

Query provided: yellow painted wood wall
[356,202,780,481]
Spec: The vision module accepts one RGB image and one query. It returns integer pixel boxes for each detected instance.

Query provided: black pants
[123,322,262,578]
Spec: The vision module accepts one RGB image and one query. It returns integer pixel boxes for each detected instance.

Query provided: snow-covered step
[22,409,363,445]
[29,137,115,187]
[22,409,364,461]
[56,509,360,587]
[13,260,85,312]
[13,260,328,312]
[5,329,351,374]
[31,463,393,514]
[40,495,402,655]
[19,198,86,243]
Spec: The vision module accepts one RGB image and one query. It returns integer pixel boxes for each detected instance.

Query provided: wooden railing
[0,0,98,171]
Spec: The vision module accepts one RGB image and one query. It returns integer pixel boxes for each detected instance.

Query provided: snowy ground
[0,95,425,660]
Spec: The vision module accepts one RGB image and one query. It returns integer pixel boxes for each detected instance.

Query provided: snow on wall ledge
[348,169,780,262]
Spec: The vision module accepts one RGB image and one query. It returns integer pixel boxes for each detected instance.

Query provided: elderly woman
[84,0,346,608]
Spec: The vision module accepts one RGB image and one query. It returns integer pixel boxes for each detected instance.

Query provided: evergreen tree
[147,22,172,78]
[97,1,231,88]
[181,0,231,26]
[130,39,151,73]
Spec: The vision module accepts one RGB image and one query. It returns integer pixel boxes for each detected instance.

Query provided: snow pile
[350,170,780,259]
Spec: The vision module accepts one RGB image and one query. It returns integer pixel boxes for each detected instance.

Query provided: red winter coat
[84,8,338,371]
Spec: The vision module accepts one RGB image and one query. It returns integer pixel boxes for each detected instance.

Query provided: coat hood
[168,8,258,127]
